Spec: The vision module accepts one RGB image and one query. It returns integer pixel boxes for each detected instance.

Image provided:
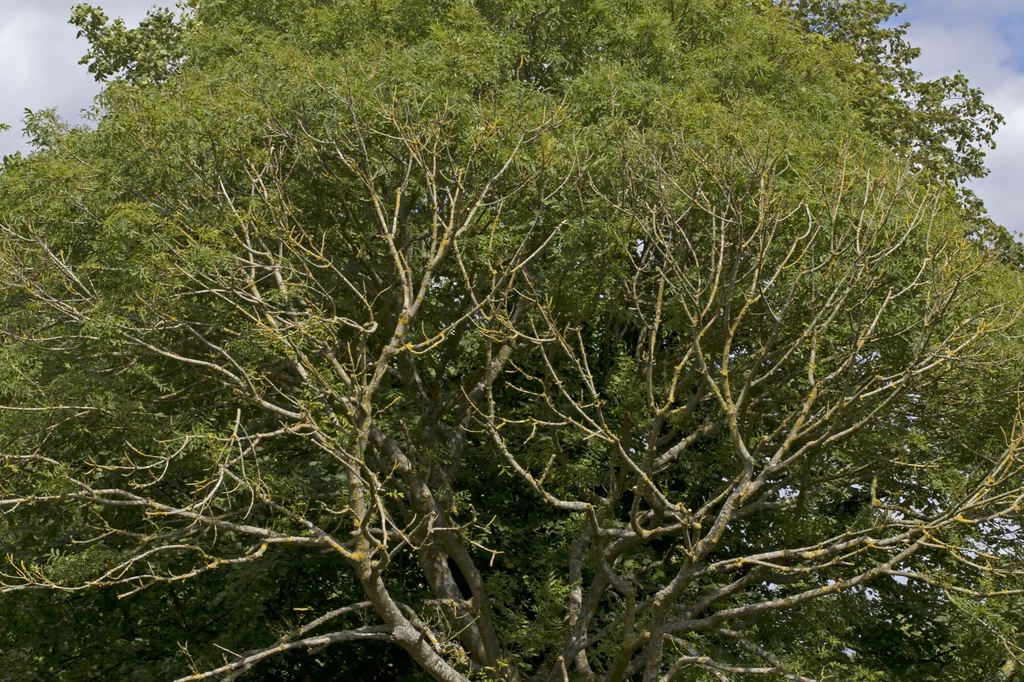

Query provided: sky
[0,0,151,147]
[901,0,1024,236]
[0,0,1023,233]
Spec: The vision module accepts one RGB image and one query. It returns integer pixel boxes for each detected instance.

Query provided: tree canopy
[1,1,1023,681]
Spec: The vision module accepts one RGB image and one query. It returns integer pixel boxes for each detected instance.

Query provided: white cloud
[0,0,153,156]
[903,0,1024,235]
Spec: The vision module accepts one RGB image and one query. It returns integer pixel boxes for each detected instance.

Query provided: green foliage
[71,3,190,84]
[0,1,1021,681]
[785,1,1003,184]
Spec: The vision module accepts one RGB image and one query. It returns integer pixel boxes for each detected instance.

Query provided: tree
[70,2,189,84]
[1,1,1023,680]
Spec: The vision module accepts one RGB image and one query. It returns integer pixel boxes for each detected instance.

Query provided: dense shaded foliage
[1,1,1023,681]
